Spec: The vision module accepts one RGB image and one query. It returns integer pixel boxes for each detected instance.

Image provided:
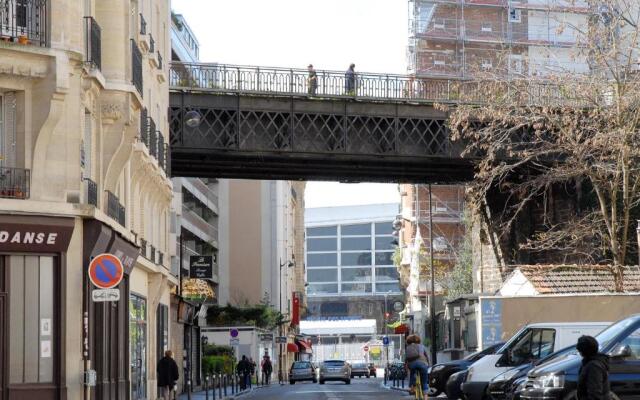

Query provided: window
[341,268,372,282]
[375,236,395,250]
[341,224,370,236]
[307,269,338,283]
[374,222,393,236]
[341,237,371,251]
[434,59,446,66]
[509,329,556,365]
[618,327,640,360]
[509,8,522,23]
[307,253,337,267]
[481,22,493,32]
[307,226,337,237]
[341,283,372,293]
[130,294,147,399]
[308,238,337,252]
[156,304,168,368]
[481,59,493,69]
[375,282,401,293]
[341,252,371,266]
[8,255,55,383]
[374,252,393,266]
[376,267,399,281]
[308,283,338,295]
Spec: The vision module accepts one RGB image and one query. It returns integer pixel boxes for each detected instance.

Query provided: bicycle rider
[405,334,430,396]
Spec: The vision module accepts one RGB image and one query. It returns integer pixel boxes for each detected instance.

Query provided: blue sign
[382,336,390,346]
[481,298,503,347]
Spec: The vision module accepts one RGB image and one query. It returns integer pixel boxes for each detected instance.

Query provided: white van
[461,322,610,400]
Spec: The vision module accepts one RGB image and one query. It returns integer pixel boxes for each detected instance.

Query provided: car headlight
[431,365,445,373]
[532,373,565,389]
[466,367,474,381]
[491,368,520,383]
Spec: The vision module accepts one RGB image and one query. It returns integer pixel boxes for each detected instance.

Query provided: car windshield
[595,318,638,350]
[293,362,311,369]
[354,363,366,368]
[324,361,345,367]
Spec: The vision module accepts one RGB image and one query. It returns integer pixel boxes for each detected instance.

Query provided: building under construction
[407,0,590,78]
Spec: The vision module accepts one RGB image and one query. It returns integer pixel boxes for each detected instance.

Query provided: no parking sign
[89,253,124,289]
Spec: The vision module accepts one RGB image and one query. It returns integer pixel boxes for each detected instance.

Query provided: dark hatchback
[488,346,576,400]
[520,314,640,400]
[428,342,505,396]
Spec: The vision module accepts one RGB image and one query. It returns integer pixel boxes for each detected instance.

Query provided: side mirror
[610,344,632,359]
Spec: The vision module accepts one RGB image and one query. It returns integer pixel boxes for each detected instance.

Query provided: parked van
[462,322,610,400]
[520,314,640,400]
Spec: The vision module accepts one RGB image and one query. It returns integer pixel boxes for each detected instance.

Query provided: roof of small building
[508,265,640,294]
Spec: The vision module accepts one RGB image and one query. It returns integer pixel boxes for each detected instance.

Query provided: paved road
[241,378,410,400]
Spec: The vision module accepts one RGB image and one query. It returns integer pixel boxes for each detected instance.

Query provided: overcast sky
[171,0,408,73]
[171,0,407,207]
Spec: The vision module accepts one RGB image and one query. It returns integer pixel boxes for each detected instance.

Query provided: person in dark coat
[237,355,250,390]
[345,64,356,95]
[157,350,179,400]
[576,335,610,400]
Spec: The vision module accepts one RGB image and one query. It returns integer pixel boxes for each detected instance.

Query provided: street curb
[231,388,253,398]
[385,385,411,393]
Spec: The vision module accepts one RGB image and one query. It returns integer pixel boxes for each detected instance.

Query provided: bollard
[205,375,209,400]
[218,374,222,398]
[211,374,216,400]
[186,379,192,400]
[231,374,235,395]
[224,375,228,396]
[401,374,405,388]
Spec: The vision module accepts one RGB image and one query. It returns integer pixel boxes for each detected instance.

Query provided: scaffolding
[407,0,590,78]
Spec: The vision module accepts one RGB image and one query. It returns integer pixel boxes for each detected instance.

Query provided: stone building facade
[0,1,174,399]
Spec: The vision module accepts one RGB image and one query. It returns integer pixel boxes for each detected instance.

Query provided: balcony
[0,166,30,199]
[0,0,48,47]
[83,16,101,70]
[140,238,148,258]
[149,126,158,159]
[182,207,219,244]
[158,133,165,169]
[150,244,156,263]
[157,51,163,70]
[106,191,125,226]
[139,108,148,144]
[84,178,98,206]
[139,13,147,35]
[131,39,143,96]
[149,34,155,53]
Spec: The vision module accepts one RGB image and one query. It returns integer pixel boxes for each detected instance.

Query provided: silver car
[289,361,317,384]
[319,360,351,384]
[350,362,370,378]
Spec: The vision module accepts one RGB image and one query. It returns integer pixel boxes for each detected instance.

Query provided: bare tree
[446,0,640,291]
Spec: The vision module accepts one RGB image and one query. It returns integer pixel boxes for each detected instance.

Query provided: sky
[171,0,408,207]
[171,0,409,74]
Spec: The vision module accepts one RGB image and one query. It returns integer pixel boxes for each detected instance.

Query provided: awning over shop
[286,343,299,353]
[296,340,312,354]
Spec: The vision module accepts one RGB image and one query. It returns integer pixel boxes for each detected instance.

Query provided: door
[0,257,5,400]
[130,294,147,400]
[609,325,640,400]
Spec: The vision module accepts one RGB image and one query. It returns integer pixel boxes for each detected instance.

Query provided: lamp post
[428,184,437,365]
[637,220,640,267]
[278,259,294,385]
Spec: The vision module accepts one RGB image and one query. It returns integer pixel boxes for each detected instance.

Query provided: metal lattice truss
[169,92,473,183]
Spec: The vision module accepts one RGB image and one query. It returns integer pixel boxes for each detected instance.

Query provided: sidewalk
[177,382,271,400]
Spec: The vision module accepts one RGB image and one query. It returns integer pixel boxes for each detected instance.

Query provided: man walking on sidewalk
[157,350,179,400]
[261,354,273,385]
[237,355,251,391]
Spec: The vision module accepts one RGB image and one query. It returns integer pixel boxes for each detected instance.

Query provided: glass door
[0,257,5,400]
[130,294,147,400]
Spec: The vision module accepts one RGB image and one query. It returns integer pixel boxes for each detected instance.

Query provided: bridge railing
[169,62,580,106]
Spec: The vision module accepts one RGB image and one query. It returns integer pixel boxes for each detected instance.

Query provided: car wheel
[345,379,351,385]
[428,387,443,397]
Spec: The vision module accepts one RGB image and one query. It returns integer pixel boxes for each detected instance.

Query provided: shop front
[83,219,139,400]
[0,215,74,400]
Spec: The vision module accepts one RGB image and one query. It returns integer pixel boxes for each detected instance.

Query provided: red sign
[88,253,124,289]
[291,292,300,326]
[364,345,369,352]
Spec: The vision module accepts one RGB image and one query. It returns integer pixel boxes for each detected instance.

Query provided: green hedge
[202,355,235,375]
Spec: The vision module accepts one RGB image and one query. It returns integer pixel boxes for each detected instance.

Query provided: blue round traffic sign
[230,328,239,338]
[383,336,390,346]
[88,253,124,289]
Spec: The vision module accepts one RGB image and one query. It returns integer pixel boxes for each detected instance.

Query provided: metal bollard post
[218,374,223,398]
[223,375,228,396]
[205,375,209,400]
[211,374,216,400]
[231,374,235,395]
[187,379,192,400]
[401,374,405,388]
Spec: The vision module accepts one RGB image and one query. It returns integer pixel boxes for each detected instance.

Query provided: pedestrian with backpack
[405,335,429,396]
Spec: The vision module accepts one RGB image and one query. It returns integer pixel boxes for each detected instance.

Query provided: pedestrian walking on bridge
[345,63,356,96]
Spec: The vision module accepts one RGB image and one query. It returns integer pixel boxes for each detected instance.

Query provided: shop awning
[296,340,312,354]
[287,343,299,353]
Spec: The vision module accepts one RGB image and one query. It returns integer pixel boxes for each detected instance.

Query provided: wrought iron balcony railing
[139,13,147,35]
[84,178,98,206]
[139,108,148,144]
[158,251,164,267]
[140,238,147,258]
[131,39,143,95]
[157,133,165,168]
[163,143,170,174]
[150,245,156,264]
[84,16,102,70]
[157,51,163,70]
[170,62,580,106]
[0,166,30,199]
[106,191,125,226]
[149,126,158,159]
[149,34,155,53]
[0,0,48,47]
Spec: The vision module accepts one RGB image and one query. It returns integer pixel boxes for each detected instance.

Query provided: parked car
[289,361,317,384]
[462,322,610,400]
[428,342,505,396]
[368,363,377,377]
[351,362,370,378]
[319,360,351,385]
[446,370,468,399]
[488,345,576,400]
[520,314,640,400]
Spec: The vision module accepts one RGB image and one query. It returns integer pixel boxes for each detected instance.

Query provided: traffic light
[384,312,391,320]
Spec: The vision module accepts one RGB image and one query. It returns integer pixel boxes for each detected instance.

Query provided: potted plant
[18,35,29,45]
